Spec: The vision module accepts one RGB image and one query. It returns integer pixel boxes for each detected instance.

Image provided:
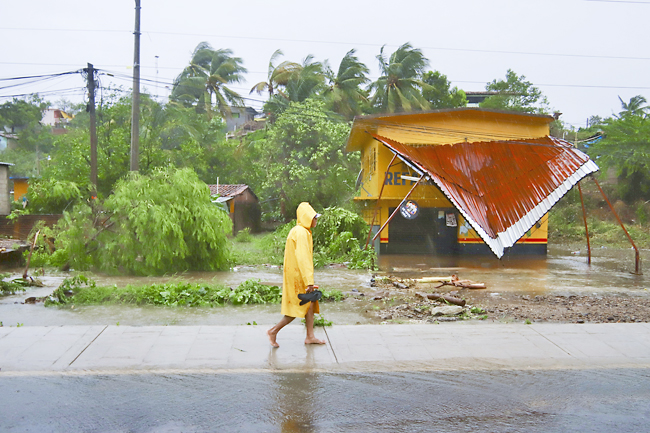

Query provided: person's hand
[306,285,314,293]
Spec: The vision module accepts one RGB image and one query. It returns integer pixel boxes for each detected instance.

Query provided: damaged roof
[371,133,599,258]
[208,184,257,199]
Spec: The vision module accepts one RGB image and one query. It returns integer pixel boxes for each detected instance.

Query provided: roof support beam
[372,173,426,243]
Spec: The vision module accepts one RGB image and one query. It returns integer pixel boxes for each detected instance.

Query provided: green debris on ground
[44,275,344,308]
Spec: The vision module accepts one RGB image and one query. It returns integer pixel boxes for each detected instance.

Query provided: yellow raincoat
[281,202,320,318]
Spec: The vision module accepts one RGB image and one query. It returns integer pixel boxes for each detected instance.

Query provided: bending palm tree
[250,49,301,98]
[369,43,430,113]
[264,55,325,118]
[324,49,370,120]
[171,42,247,119]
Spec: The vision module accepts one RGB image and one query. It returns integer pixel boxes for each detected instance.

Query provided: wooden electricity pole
[86,63,98,190]
[130,0,141,172]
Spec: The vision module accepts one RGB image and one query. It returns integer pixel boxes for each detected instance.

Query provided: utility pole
[85,63,98,190]
[130,0,141,172]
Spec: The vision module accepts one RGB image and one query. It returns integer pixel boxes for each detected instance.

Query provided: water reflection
[268,347,320,432]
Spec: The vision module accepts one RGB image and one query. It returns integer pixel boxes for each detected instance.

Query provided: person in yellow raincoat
[267,202,326,348]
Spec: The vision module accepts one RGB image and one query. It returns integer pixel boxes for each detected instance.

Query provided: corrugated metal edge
[372,134,599,258]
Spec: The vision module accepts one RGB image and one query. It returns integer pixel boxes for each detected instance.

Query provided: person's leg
[267,315,294,347]
[304,302,326,345]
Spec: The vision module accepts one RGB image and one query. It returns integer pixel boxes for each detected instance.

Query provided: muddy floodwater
[0,245,647,327]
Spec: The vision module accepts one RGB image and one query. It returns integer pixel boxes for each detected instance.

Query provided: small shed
[0,162,14,215]
[208,184,261,235]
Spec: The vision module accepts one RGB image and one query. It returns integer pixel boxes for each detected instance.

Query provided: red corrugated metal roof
[371,133,599,258]
[208,184,250,198]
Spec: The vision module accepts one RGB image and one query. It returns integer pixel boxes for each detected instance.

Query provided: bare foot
[305,337,326,345]
[267,329,279,348]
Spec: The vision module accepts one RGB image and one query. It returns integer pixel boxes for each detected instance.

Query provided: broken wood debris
[416,292,466,307]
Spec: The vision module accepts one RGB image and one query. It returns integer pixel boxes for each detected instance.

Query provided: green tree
[588,95,650,202]
[0,96,53,176]
[421,71,467,109]
[249,49,302,98]
[369,43,430,113]
[480,69,549,113]
[253,99,358,220]
[50,166,232,275]
[264,55,326,119]
[616,95,647,119]
[323,49,370,120]
[171,42,247,119]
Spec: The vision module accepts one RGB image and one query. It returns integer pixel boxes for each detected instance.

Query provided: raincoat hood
[296,202,318,230]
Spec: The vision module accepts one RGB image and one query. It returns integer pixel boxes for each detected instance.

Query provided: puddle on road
[1,245,647,326]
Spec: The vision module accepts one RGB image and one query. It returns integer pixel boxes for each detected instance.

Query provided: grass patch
[0,273,31,296]
[301,314,332,327]
[45,275,345,308]
[45,276,281,307]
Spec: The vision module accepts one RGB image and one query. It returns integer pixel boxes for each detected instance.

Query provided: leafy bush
[32,167,234,275]
[45,276,283,307]
[0,273,28,296]
[234,227,253,243]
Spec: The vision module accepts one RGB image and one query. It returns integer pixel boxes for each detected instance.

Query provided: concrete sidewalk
[1,322,650,374]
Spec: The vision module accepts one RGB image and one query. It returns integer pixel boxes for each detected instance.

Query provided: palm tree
[264,55,326,119]
[617,95,648,118]
[369,43,430,113]
[249,49,301,98]
[171,42,247,119]
[323,49,370,120]
[283,55,326,102]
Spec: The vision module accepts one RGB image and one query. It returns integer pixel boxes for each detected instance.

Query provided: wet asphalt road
[2,368,649,432]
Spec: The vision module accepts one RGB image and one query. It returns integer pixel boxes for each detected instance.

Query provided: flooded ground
[2,368,649,432]
[0,245,647,327]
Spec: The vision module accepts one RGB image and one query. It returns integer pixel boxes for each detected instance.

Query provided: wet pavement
[1,322,649,374]
[1,323,650,432]
[2,368,650,432]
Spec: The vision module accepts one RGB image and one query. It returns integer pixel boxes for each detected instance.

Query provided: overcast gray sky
[1,0,648,129]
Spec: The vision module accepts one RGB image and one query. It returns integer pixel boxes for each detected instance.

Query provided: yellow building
[346,108,598,257]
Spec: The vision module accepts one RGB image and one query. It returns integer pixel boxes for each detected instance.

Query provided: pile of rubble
[367,275,488,323]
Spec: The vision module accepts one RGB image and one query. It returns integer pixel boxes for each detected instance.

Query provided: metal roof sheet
[208,184,251,198]
[371,134,599,258]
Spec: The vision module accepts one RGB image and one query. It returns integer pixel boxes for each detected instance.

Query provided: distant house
[225,106,260,132]
[208,184,261,235]
[11,176,29,202]
[41,108,73,135]
[0,132,18,151]
[0,162,14,215]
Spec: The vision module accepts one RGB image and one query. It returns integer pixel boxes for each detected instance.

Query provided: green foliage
[253,99,357,220]
[323,49,370,120]
[36,167,233,275]
[422,71,467,109]
[26,178,89,214]
[301,314,333,327]
[99,167,233,274]
[588,96,650,202]
[44,274,96,306]
[45,277,285,307]
[369,43,430,113]
[480,69,549,114]
[313,207,377,269]
[171,42,247,119]
[321,289,344,302]
[239,207,377,269]
[0,273,27,296]
[234,227,253,243]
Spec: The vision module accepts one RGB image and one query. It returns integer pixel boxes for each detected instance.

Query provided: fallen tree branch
[416,292,466,306]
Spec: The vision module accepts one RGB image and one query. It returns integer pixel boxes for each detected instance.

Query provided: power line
[1,27,649,61]
[0,71,80,81]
